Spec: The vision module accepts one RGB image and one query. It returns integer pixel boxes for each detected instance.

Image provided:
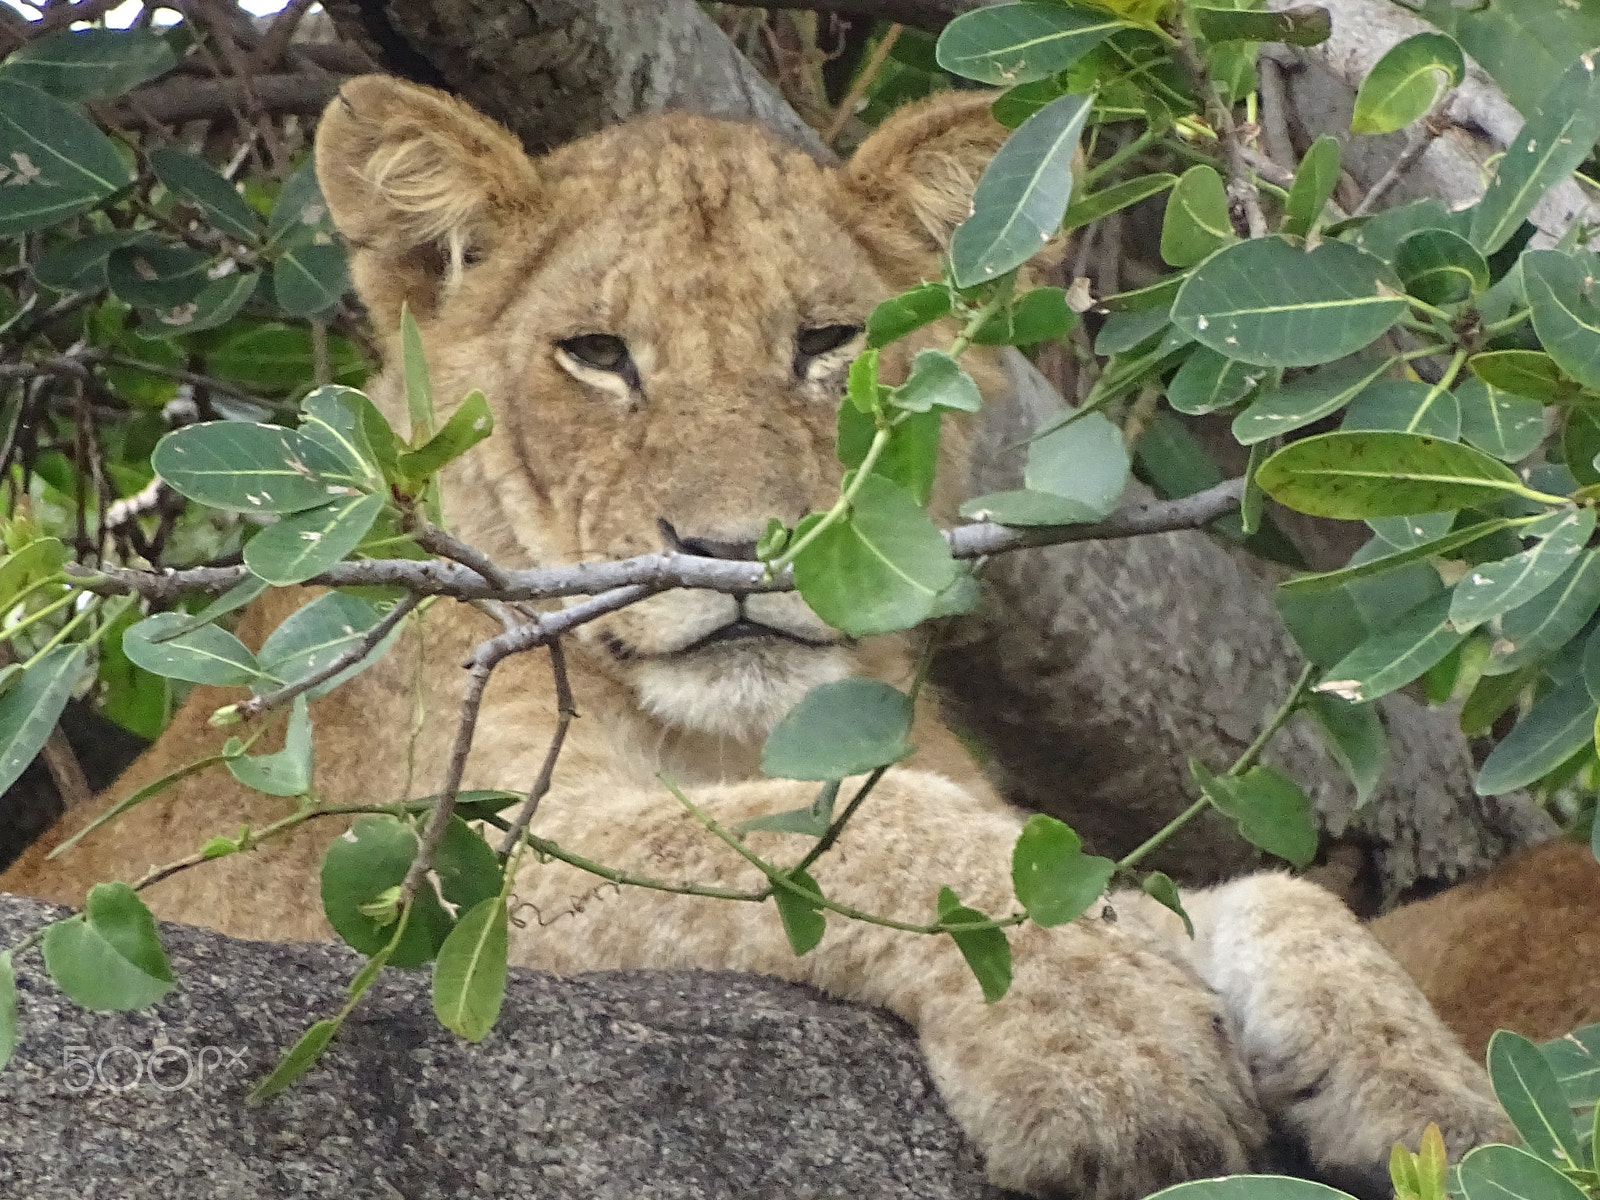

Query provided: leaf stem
[1116,660,1317,872]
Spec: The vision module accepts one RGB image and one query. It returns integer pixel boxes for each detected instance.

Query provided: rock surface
[0,894,1006,1200]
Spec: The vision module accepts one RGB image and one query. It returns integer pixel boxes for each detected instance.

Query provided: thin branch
[716,0,981,35]
[234,594,422,720]
[68,479,1247,605]
[822,23,901,145]
[1174,25,1268,239]
[114,72,344,125]
[496,640,576,857]
[1352,105,1452,218]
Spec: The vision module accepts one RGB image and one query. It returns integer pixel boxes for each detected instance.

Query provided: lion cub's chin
[632,639,856,741]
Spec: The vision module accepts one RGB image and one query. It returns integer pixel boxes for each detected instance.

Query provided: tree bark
[309,0,1556,901]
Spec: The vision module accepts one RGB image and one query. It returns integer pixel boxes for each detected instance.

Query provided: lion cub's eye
[558,334,632,372]
[795,325,862,360]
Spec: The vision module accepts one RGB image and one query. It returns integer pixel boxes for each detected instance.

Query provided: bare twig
[496,640,577,856]
[1174,26,1268,239]
[235,594,422,720]
[253,0,317,71]
[822,23,901,145]
[717,0,981,34]
[68,479,1247,605]
[116,72,346,124]
[0,348,281,412]
[1352,105,1452,218]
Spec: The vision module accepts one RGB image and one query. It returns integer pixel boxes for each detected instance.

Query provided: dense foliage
[2,0,1600,1177]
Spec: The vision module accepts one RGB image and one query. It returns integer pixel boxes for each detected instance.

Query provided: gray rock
[0,894,1008,1200]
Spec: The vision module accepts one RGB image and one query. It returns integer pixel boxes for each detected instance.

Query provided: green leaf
[1540,1022,1600,1110]
[32,229,142,291]
[122,612,263,687]
[150,148,262,243]
[1144,1178,1371,1200]
[1369,512,1455,549]
[226,696,313,797]
[948,91,1093,288]
[738,781,839,837]
[891,351,982,413]
[106,239,215,310]
[42,883,174,1012]
[400,303,435,440]
[1023,410,1130,519]
[1305,694,1387,807]
[838,403,941,506]
[1469,348,1582,404]
[1565,407,1600,488]
[1487,1030,1585,1168]
[1475,677,1599,795]
[937,887,1012,1003]
[244,492,386,586]
[0,952,16,1074]
[434,818,504,911]
[146,574,270,645]
[1166,347,1266,415]
[1191,761,1318,868]
[1486,551,1600,675]
[1011,813,1115,926]
[1160,164,1231,269]
[257,591,400,700]
[1232,356,1395,445]
[958,488,1108,525]
[847,350,884,415]
[1456,378,1551,464]
[0,643,87,796]
[1094,305,1171,355]
[935,3,1125,85]
[1457,1144,1591,1200]
[142,269,260,338]
[1469,55,1600,255]
[1350,32,1465,135]
[971,287,1075,346]
[1282,135,1341,238]
[1316,592,1465,703]
[0,79,136,234]
[866,283,952,347]
[991,76,1071,129]
[152,420,365,513]
[1342,380,1461,441]
[431,897,508,1042]
[773,869,827,957]
[1255,431,1530,519]
[204,322,368,393]
[762,678,914,780]
[1450,508,1595,631]
[1281,518,1517,593]
[1141,871,1192,936]
[396,390,494,481]
[269,156,336,242]
[792,472,958,637]
[320,816,454,968]
[248,1018,339,1103]
[1172,238,1408,368]
[298,385,388,485]
[1191,4,1330,46]
[1395,229,1488,306]
[0,28,177,100]
[1062,172,1177,232]
[273,241,349,317]
[1524,251,1600,392]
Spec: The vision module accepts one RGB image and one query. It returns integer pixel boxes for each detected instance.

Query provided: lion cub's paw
[1287,1056,1512,1200]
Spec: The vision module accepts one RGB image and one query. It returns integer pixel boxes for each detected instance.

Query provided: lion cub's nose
[657,519,759,561]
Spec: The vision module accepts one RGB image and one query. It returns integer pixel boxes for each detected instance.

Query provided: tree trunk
[313,0,1557,902]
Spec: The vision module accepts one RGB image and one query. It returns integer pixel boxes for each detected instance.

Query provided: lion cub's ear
[314,75,542,328]
[838,92,1010,274]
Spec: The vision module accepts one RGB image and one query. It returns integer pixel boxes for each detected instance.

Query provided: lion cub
[2,77,1508,1198]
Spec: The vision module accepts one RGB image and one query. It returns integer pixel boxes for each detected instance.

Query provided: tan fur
[1373,839,1600,1061]
[2,78,1509,1197]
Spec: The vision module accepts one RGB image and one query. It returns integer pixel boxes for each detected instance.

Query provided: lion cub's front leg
[1169,875,1514,1198]
[518,770,1267,1200]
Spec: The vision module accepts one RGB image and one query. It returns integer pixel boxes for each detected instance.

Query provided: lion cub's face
[315,78,1005,739]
